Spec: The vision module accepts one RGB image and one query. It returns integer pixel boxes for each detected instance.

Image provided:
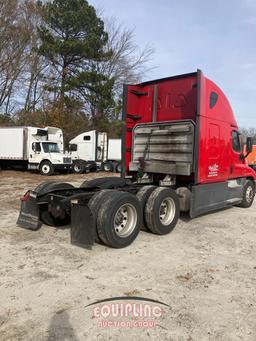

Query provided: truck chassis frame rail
[16,178,182,249]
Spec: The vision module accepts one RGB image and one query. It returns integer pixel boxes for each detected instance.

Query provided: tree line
[0,0,153,142]
[240,128,256,144]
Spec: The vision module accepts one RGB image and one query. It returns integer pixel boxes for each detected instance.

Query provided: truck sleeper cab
[17,71,256,249]
[124,69,256,217]
[69,130,122,174]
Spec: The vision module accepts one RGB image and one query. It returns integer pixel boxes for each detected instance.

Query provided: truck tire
[136,185,157,231]
[116,162,122,173]
[72,161,85,174]
[237,180,255,208]
[96,191,142,248]
[40,210,71,227]
[88,162,97,172]
[39,161,54,176]
[80,177,128,189]
[34,181,58,194]
[102,161,113,172]
[34,181,74,196]
[36,182,74,226]
[145,187,180,235]
[88,190,115,243]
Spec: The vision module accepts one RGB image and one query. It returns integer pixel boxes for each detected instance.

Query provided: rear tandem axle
[17,177,181,249]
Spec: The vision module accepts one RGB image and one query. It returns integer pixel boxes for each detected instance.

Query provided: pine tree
[37,0,113,126]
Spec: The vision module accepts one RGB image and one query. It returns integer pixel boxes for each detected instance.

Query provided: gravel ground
[0,170,256,341]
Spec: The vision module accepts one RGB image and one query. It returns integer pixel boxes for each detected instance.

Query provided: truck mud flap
[70,203,96,250]
[16,192,42,230]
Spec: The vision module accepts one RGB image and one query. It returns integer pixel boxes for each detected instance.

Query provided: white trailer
[0,126,72,175]
[69,130,122,173]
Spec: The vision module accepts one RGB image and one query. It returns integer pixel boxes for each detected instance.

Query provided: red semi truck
[17,70,256,249]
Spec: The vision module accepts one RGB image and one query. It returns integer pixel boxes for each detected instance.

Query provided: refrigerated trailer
[69,130,122,173]
[0,126,72,175]
[17,70,256,249]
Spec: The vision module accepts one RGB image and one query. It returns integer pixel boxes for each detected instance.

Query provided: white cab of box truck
[0,126,72,175]
[69,130,122,173]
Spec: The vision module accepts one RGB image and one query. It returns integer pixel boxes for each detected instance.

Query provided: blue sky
[90,0,256,128]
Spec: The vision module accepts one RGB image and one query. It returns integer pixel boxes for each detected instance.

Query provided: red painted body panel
[198,71,256,183]
[124,71,256,183]
[125,74,197,173]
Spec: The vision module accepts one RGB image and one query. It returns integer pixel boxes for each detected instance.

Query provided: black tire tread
[39,161,54,176]
[80,177,127,189]
[36,182,74,226]
[88,190,115,243]
[136,185,157,231]
[97,191,142,248]
[145,187,180,235]
[237,180,255,208]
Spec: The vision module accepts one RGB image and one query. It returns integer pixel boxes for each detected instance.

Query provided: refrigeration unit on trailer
[69,130,122,173]
[0,126,72,175]
[17,70,256,249]
[46,127,64,153]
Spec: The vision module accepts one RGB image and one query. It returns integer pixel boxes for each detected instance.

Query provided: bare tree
[83,16,154,121]
[105,17,154,91]
[0,0,32,113]
[19,0,49,113]
[240,127,256,144]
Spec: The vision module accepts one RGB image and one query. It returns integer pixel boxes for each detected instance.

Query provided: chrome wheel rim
[159,198,176,225]
[114,204,137,238]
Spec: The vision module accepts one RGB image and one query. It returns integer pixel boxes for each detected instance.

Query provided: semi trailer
[17,70,256,249]
[0,126,72,175]
[69,130,122,173]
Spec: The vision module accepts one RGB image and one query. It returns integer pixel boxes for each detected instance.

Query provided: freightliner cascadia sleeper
[17,70,256,249]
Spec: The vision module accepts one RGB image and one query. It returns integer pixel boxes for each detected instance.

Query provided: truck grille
[63,157,72,164]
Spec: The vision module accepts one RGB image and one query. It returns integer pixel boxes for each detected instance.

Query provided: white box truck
[0,126,72,175]
[69,130,122,173]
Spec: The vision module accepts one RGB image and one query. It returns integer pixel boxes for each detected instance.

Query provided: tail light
[20,191,31,202]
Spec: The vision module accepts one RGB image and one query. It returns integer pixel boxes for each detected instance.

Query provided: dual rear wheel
[137,186,180,235]
[36,179,180,249]
[102,161,122,173]
[89,190,142,248]
[88,186,180,248]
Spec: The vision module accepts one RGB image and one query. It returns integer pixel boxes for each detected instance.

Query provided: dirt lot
[0,170,256,341]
